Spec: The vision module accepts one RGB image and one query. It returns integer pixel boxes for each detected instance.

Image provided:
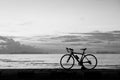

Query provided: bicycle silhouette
[60,47,97,69]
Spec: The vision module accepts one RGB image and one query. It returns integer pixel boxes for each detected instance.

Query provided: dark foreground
[0,69,120,80]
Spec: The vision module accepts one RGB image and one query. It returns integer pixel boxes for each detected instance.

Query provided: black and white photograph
[0,0,120,80]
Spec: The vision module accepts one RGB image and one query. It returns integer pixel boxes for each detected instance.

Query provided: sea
[0,54,120,69]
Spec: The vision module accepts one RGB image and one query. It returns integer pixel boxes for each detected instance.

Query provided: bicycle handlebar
[66,47,87,53]
[66,47,74,53]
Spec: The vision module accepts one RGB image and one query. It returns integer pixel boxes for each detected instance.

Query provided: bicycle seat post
[80,48,87,54]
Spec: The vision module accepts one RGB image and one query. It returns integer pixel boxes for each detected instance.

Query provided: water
[0,54,120,69]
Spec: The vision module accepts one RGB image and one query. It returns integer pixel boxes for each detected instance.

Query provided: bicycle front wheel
[82,54,97,69]
[60,54,75,69]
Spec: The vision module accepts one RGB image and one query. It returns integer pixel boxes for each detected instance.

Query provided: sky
[0,0,120,36]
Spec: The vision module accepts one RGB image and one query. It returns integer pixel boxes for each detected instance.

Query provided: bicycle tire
[60,54,75,69]
[82,54,97,69]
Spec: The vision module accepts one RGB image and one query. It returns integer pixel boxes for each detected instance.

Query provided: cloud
[44,31,120,48]
[63,38,83,42]
[0,30,119,54]
[51,35,79,40]
[88,40,103,44]
[0,36,46,54]
[110,30,120,34]
[14,30,120,45]
[83,31,120,41]
[50,35,88,42]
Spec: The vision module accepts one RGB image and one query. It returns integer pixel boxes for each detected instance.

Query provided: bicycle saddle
[80,48,87,51]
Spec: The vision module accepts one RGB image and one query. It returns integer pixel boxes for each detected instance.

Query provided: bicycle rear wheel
[82,54,97,69]
[60,54,75,69]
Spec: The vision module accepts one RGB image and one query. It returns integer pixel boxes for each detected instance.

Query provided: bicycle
[60,47,97,69]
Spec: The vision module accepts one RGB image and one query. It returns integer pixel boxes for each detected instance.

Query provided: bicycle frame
[73,52,83,61]
[67,48,86,65]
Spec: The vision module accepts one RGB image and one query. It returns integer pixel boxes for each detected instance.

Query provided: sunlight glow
[0,0,120,36]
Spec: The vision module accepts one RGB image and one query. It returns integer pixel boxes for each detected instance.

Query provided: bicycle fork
[67,55,72,63]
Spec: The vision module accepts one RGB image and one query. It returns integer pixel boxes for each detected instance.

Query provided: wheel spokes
[60,54,74,69]
[82,54,97,69]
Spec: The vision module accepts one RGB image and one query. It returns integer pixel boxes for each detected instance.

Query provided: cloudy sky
[0,0,120,54]
[0,0,120,36]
